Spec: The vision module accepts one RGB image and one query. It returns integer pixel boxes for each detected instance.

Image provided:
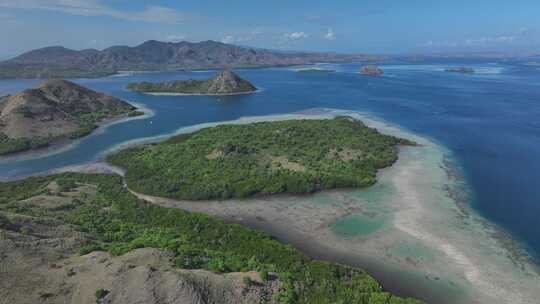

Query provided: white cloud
[166,34,186,43]
[421,27,538,50]
[220,30,264,44]
[324,28,335,40]
[464,36,515,45]
[422,35,518,49]
[284,31,309,41]
[221,35,235,44]
[250,30,263,36]
[0,0,190,24]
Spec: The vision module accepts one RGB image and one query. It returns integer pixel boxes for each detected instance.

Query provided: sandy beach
[64,109,540,304]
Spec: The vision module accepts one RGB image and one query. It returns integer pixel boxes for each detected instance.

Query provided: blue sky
[0,0,539,58]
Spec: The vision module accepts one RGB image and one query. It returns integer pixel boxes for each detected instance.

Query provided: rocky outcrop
[206,70,257,94]
[360,65,384,76]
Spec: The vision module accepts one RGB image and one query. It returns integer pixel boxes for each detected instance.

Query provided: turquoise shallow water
[331,213,389,237]
[330,182,396,237]
[0,60,539,267]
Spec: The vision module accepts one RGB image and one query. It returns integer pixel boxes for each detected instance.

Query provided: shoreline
[118,143,540,303]
[10,109,540,303]
[60,160,457,303]
[0,100,154,164]
[135,88,261,96]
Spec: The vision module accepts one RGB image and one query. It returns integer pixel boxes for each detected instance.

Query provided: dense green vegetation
[128,79,215,93]
[0,173,422,304]
[108,117,415,200]
[0,133,50,155]
[127,79,255,94]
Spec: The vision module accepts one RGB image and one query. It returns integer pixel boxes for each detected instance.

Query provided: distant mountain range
[0,40,383,79]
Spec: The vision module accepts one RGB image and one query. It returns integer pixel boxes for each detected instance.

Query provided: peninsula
[360,65,384,76]
[108,116,415,200]
[0,79,141,155]
[0,172,422,304]
[127,70,257,95]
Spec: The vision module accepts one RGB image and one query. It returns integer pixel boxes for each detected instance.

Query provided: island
[108,117,415,200]
[296,67,336,73]
[127,70,257,95]
[0,79,142,156]
[360,65,384,76]
[444,67,475,74]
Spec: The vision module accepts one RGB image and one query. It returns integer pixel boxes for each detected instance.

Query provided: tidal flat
[65,109,540,304]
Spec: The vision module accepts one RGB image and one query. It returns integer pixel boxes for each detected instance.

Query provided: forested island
[0,79,142,156]
[0,172,421,304]
[127,70,257,95]
[108,117,415,200]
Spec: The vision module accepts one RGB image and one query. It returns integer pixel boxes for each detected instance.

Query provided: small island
[0,79,141,156]
[359,65,384,76]
[127,70,257,95]
[296,68,336,73]
[444,67,475,74]
[108,117,415,200]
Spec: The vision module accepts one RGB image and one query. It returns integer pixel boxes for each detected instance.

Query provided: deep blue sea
[1,60,539,265]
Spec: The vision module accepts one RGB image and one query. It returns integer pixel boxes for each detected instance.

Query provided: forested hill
[108,117,415,200]
[0,40,383,79]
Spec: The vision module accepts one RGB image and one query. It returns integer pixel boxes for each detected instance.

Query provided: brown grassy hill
[0,79,138,155]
